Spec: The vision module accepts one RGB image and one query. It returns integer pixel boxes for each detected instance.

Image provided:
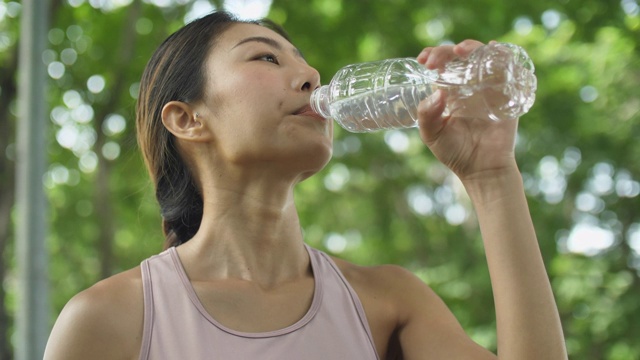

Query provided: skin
[44,24,567,360]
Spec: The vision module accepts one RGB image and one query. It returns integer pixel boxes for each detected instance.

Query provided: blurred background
[1,0,639,358]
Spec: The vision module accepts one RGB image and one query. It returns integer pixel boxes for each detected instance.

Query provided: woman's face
[198,23,333,178]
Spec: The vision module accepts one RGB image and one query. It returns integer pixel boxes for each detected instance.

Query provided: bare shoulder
[44,267,144,360]
[330,256,496,359]
[330,256,440,319]
[330,256,441,357]
[330,255,423,294]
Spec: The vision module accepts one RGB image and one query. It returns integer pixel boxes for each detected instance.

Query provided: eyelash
[256,53,279,64]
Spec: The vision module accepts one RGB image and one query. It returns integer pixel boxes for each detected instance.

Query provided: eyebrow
[232,36,305,59]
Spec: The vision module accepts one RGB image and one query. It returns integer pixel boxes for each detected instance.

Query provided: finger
[424,45,456,70]
[417,90,448,142]
[452,39,485,57]
[416,47,433,64]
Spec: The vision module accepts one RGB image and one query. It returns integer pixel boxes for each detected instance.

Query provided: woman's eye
[258,54,279,64]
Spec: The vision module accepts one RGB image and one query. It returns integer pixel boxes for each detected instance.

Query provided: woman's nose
[295,64,321,92]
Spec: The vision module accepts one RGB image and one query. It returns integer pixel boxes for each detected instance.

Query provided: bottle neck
[310,85,332,118]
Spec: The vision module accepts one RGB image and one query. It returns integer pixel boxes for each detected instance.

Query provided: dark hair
[136,11,291,249]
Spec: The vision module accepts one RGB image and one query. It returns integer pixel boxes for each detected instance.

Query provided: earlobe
[161,101,210,141]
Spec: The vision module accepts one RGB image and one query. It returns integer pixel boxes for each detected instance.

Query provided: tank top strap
[139,258,152,360]
[305,245,379,357]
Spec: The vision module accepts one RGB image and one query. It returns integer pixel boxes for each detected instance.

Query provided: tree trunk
[0,36,17,360]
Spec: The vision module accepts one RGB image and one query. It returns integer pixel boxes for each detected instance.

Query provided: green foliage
[1,0,639,358]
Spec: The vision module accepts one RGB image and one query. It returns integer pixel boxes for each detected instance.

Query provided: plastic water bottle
[310,42,537,133]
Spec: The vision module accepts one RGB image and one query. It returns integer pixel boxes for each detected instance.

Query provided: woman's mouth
[294,105,326,121]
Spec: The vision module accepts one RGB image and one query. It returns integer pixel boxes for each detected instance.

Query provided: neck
[177,173,309,287]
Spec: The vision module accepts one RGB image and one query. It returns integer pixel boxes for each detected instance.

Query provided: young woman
[45,11,567,360]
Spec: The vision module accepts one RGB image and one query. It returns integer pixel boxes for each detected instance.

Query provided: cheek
[204,65,292,144]
[205,84,278,150]
[218,72,284,115]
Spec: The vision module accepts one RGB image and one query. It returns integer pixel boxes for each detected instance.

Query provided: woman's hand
[415,39,519,182]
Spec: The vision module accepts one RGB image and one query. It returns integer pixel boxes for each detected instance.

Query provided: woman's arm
[462,167,567,359]
[399,40,568,359]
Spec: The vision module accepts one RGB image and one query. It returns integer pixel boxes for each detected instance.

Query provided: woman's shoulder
[328,255,451,357]
[75,266,145,315]
[330,255,428,296]
[44,266,144,360]
[328,254,455,324]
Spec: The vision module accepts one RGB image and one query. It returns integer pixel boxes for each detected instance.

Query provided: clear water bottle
[310,42,537,133]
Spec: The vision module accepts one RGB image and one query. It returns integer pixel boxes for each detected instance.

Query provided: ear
[161,101,211,142]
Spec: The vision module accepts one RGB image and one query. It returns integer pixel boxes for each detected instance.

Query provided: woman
[45,11,567,360]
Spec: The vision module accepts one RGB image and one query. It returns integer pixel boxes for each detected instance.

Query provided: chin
[295,145,333,182]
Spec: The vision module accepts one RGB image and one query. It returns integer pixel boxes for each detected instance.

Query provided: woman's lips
[294,105,326,121]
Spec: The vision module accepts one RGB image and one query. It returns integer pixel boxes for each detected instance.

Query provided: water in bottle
[310,42,537,133]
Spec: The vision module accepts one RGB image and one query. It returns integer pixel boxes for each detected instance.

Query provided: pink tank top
[139,245,380,359]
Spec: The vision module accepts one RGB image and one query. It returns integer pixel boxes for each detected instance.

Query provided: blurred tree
[0,19,17,360]
[0,0,638,358]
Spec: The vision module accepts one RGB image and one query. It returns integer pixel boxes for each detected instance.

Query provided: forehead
[216,23,295,54]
